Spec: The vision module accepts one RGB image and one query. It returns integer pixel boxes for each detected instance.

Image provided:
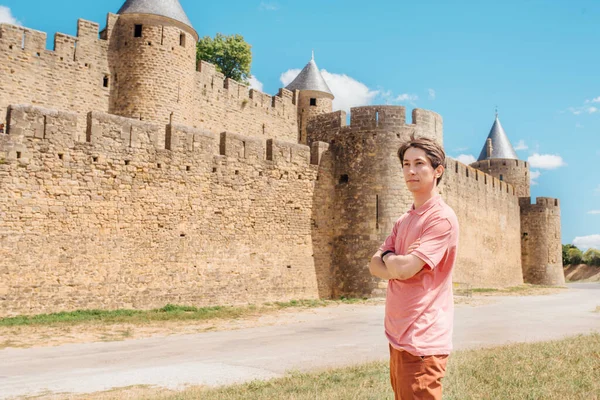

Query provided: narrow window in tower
[339,174,349,184]
[376,111,379,127]
[134,25,143,38]
[103,75,109,88]
[310,98,317,106]
[180,33,186,47]
[500,174,503,181]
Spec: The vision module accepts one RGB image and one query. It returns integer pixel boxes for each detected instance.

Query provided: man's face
[402,147,439,194]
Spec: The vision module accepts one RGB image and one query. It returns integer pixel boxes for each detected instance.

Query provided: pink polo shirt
[380,195,459,356]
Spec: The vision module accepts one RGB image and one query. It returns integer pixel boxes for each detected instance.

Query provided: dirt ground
[0,286,567,351]
[564,264,600,282]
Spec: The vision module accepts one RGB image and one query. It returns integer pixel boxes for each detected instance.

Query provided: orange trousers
[389,344,449,400]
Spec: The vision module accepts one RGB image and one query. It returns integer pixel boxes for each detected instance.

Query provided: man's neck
[413,188,439,209]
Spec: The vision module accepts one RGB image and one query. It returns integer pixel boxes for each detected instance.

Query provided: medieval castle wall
[307,106,523,297]
[442,160,523,287]
[0,16,298,142]
[0,105,323,316]
[0,21,111,131]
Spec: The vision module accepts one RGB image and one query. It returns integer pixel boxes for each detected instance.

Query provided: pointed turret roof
[118,0,194,31]
[286,54,334,98]
[477,115,518,161]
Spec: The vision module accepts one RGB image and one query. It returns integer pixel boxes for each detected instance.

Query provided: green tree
[197,33,252,84]
[582,248,600,267]
[562,244,577,265]
[567,247,583,265]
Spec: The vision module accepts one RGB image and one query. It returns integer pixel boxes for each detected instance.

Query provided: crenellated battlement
[445,158,518,197]
[308,106,442,134]
[472,158,529,169]
[196,61,295,113]
[519,197,561,210]
[0,19,104,61]
[1,104,320,169]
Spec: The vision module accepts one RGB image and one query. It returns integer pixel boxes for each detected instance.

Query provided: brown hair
[398,136,446,186]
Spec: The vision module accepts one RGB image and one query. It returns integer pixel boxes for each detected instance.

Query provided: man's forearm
[383,254,424,280]
[369,252,393,280]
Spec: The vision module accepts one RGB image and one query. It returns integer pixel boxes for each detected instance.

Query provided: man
[369,137,459,400]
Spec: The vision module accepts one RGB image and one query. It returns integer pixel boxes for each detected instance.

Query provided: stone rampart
[471,158,530,197]
[194,61,298,143]
[0,105,323,316]
[0,16,299,144]
[442,159,523,287]
[0,20,110,128]
[519,197,564,285]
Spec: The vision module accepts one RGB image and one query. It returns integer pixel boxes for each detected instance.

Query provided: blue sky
[1,0,599,248]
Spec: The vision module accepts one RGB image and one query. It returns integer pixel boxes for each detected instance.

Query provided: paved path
[1,283,599,398]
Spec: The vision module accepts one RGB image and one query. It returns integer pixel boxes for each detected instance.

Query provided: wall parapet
[472,159,529,169]
[3,104,324,168]
[519,197,560,210]
[445,158,518,197]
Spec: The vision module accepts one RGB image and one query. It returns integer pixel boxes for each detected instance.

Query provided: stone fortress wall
[0,8,563,316]
[0,15,298,142]
[0,105,323,316]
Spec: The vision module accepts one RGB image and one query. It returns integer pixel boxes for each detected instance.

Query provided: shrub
[583,248,600,267]
[567,248,583,265]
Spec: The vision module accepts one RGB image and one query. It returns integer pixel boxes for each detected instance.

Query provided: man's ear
[435,165,445,178]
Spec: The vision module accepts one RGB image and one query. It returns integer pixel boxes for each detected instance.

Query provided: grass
[0,299,368,328]
[70,333,600,400]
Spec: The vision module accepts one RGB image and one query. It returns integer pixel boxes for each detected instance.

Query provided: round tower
[470,115,530,197]
[519,197,565,285]
[286,54,334,145]
[108,0,198,125]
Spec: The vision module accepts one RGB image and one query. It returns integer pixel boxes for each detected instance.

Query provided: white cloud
[428,89,436,100]
[527,153,566,170]
[588,210,600,215]
[0,6,21,25]
[514,140,528,151]
[591,97,600,103]
[280,69,301,87]
[573,235,600,250]
[394,93,419,103]
[248,76,264,92]
[530,170,541,186]
[453,154,476,165]
[259,2,279,11]
[568,106,598,115]
[281,68,379,113]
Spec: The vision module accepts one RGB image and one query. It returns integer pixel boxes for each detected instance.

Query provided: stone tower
[470,114,530,197]
[286,54,334,144]
[106,0,199,125]
[519,197,565,285]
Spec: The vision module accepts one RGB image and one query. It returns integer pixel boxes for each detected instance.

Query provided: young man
[369,137,459,400]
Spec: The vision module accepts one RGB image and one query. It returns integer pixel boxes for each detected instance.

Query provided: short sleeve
[379,219,399,253]
[411,218,452,269]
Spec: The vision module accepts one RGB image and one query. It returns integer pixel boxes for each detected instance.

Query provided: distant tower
[286,54,334,144]
[470,114,530,197]
[107,0,199,125]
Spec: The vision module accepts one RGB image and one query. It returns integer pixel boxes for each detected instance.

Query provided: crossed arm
[368,240,426,281]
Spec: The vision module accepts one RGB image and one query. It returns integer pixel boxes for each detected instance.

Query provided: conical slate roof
[477,116,518,161]
[118,0,194,30]
[286,56,334,98]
